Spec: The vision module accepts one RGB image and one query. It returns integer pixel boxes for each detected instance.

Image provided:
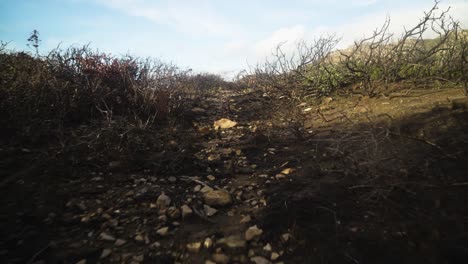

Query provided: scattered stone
[212,253,230,264]
[181,205,193,218]
[214,118,237,130]
[280,168,294,175]
[207,154,221,162]
[204,237,213,249]
[250,256,272,264]
[167,207,181,219]
[207,175,216,181]
[216,235,246,249]
[203,190,232,206]
[240,215,251,224]
[168,176,177,183]
[200,186,214,193]
[271,252,280,261]
[99,232,116,241]
[156,193,171,208]
[186,242,202,253]
[248,249,255,257]
[114,239,126,247]
[275,174,286,180]
[100,248,112,259]
[108,161,121,170]
[194,185,202,192]
[281,233,291,242]
[133,255,144,262]
[156,227,169,236]
[258,174,268,178]
[191,107,206,113]
[134,234,144,242]
[204,204,218,216]
[245,225,263,241]
[263,243,272,251]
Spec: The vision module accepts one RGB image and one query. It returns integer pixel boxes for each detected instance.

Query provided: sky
[1,0,467,78]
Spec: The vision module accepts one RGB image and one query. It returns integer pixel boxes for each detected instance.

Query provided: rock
[212,253,230,264]
[100,248,112,259]
[200,186,214,193]
[203,204,218,216]
[181,205,193,218]
[156,193,171,208]
[114,239,127,247]
[134,234,144,242]
[216,235,246,249]
[245,225,263,241]
[263,243,272,251]
[275,174,286,180]
[167,207,181,219]
[214,118,237,130]
[204,237,213,249]
[280,168,294,175]
[250,256,272,264]
[186,242,202,253]
[281,233,291,242]
[168,176,177,183]
[271,252,280,261]
[191,107,206,113]
[99,232,116,241]
[203,190,232,206]
[207,154,221,162]
[133,255,144,262]
[240,215,251,224]
[156,227,169,236]
[207,175,216,181]
[194,185,202,192]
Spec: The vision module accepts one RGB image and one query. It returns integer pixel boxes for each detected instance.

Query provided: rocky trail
[2,87,468,264]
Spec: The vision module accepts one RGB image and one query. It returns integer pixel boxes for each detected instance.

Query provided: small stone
[135,234,144,242]
[133,255,144,262]
[108,161,121,170]
[245,225,263,241]
[99,232,116,241]
[240,215,251,224]
[156,193,171,208]
[216,235,246,249]
[100,248,112,259]
[258,174,268,178]
[250,256,272,264]
[194,185,202,192]
[203,190,232,206]
[156,227,169,236]
[281,233,291,242]
[275,174,286,180]
[207,175,216,181]
[204,237,213,249]
[167,207,181,219]
[263,243,272,251]
[213,118,237,130]
[271,252,280,261]
[280,168,294,175]
[212,253,230,264]
[200,186,214,193]
[114,239,127,247]
[158,214,168,222]
[204,204,218,216]
[181,205,193,218]
[186,242,202,253]
[248,249,255,257]
[168,176,177,183]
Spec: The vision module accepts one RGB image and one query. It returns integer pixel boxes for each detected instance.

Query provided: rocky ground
[1,86,468,264]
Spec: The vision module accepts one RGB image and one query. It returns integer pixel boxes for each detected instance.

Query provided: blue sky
[1,0,467,77]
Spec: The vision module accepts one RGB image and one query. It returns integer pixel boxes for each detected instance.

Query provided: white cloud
[254,25,306,59]
[351,0,378,6]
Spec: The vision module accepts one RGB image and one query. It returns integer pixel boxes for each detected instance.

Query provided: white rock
[168,176,177,183]
[245,225,263,241]
[263,243,272,251]
[100,248,112,259]
[203,237,213,248]
[194,185,202,192]
[156,193,171,208]
[186,242,202,253]
[214,118,237,130]
[281,233,291,242]
[200,186,214,193]
[99,232,115,241]
[207,175,216,181]
[271,252,280,261]
[275,174,286,180]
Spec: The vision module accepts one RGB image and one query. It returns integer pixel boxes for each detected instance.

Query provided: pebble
[207,175,216,181]
[156,193,171,208]
[275,174,286,180]
[100,248,112,259]
[263,243,272,251]
[194,185,202,192]
[168,176,177,183]
[156,227,169,236]
[204,237,213,248]
[203,190,232,206]
[114,239,127,247]
[204,204,218,216]
[216,235,246,249]
[281,233,291,242]
[200,186,214,193]
[240,215,251,224]
[271,252,280,261]
[250,256,272,264]
[181,205,193,218]
[245,225,263,241]
[167,207,181,219]
[186,242,202,253]
[212,253,230,264]
[99,232,116,241]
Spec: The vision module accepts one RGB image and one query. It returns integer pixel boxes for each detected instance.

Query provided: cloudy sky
[1,0,467,77]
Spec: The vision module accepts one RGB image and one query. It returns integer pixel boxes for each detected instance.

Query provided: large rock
[203,190,232,206]
[214,118,237,130]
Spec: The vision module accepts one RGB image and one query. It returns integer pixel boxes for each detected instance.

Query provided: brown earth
[1,84,468,264]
